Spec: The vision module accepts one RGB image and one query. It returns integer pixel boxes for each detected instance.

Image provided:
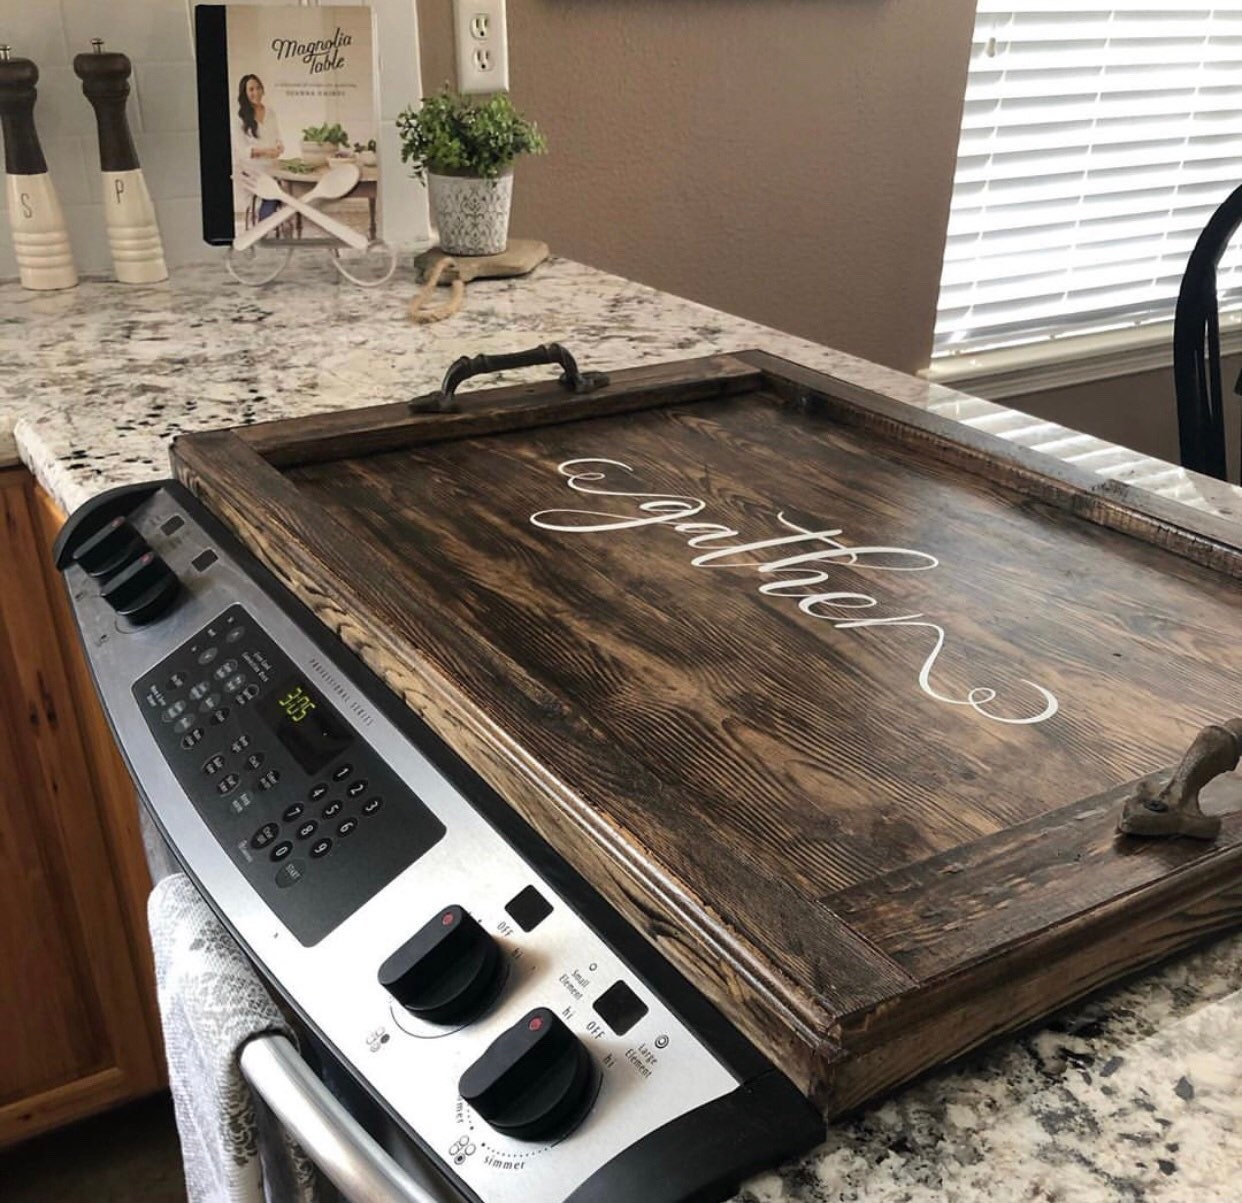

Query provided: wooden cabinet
[0,468,163,1146]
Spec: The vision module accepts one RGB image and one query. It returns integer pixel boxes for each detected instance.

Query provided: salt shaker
[0,45,78,290]
[74,39,167,284]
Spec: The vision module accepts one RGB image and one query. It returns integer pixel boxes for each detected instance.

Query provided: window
[932,3,1242,374]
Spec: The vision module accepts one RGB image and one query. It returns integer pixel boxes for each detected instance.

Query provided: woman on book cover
[233,73,284,220]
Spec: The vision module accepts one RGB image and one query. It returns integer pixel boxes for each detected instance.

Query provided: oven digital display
[257,676,353,775]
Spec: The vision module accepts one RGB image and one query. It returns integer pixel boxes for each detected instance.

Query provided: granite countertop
[1,258,1238,1202]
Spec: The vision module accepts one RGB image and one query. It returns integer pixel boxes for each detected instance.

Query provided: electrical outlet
[455,0,509,93]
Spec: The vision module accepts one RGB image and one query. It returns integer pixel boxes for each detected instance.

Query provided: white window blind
[934,2,1242,360]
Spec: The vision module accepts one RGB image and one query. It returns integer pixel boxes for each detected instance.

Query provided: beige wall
[416,3,1237,483]
[417,0,976,375]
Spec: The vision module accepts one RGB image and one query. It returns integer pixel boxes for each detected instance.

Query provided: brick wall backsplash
[1,0,428,281]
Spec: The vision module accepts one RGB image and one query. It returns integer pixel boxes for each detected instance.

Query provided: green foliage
[395,89,547,181]
[302,123,349,146]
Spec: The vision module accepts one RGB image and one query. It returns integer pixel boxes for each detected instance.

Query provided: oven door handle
[239,1033,452,1203]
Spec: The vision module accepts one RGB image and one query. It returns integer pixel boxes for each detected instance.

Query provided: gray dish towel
[148,873,322,1203]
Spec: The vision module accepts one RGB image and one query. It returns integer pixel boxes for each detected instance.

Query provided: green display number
[278,685,316,724]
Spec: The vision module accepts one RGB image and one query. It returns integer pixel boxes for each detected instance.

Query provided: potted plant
[301,123,350,165]
[353,139,378,168]
[396,89,546,256]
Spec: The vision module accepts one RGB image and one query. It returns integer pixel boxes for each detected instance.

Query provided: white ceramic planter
[427,170,513,256]
[300,140,330,167]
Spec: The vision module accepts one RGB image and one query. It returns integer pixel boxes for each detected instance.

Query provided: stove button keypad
[137,603,450,944]
[505,885,554,933]
[251,823,279,850]
[274,861,305,888]
[593,980,649,1036]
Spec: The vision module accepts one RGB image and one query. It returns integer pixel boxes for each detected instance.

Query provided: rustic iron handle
[410,343,610,413]
[1118,718,1242,840]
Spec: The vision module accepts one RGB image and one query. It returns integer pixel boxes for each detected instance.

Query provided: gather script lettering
[529,458,1059,726]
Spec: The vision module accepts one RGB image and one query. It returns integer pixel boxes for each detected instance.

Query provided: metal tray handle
[410,342,610,413]
[1118,718,1242,840]
[239,1033,449,1203]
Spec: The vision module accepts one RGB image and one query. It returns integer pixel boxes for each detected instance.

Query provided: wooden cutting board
[172,351,1242,1113]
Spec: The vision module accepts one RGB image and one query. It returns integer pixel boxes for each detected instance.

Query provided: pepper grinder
[74,39,167,284]
[0,46,78,290]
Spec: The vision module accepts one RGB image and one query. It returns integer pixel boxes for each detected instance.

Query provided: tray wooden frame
[171,351,1242,1112]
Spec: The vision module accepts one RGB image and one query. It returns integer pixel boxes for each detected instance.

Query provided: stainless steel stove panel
[65,487,738,1203]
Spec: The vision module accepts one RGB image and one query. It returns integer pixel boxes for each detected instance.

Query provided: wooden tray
[172,351,1242,1113]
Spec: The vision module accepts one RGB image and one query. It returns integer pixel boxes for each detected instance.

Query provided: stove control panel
[135,604,446,944]
[56,481,823,1203]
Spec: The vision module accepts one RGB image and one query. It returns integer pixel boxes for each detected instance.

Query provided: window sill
[923,315,1242,400]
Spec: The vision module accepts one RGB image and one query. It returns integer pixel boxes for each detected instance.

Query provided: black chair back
[1173,182,1242,481]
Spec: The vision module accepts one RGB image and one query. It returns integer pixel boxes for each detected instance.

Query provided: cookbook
[194,4,380,246]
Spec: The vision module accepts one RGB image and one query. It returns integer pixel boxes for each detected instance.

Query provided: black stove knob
[459,1008,596,1142]
[99,549,180,625]
[378,905,504,1025]
[72,515,148,578]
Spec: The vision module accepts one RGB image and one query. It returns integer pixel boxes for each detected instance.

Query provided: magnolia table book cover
[209,5,380,245]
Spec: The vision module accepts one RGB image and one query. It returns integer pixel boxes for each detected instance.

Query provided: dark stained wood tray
[172,350,1242,1113]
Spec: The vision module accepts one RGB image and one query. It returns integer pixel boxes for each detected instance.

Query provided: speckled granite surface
[1,258,1238,1202]
[3,258,1241,524]
[740,934,1240,1203]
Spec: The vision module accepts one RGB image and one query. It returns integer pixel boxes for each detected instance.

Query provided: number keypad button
[251,823,279,850]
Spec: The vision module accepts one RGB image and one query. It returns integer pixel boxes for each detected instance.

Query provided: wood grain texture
[233,354,762,469]
[172,355,1242,1109]
[0,469,162,1146]
[32,486,163,1075]
[744,351,1242,580]
[830,770,1242,979]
